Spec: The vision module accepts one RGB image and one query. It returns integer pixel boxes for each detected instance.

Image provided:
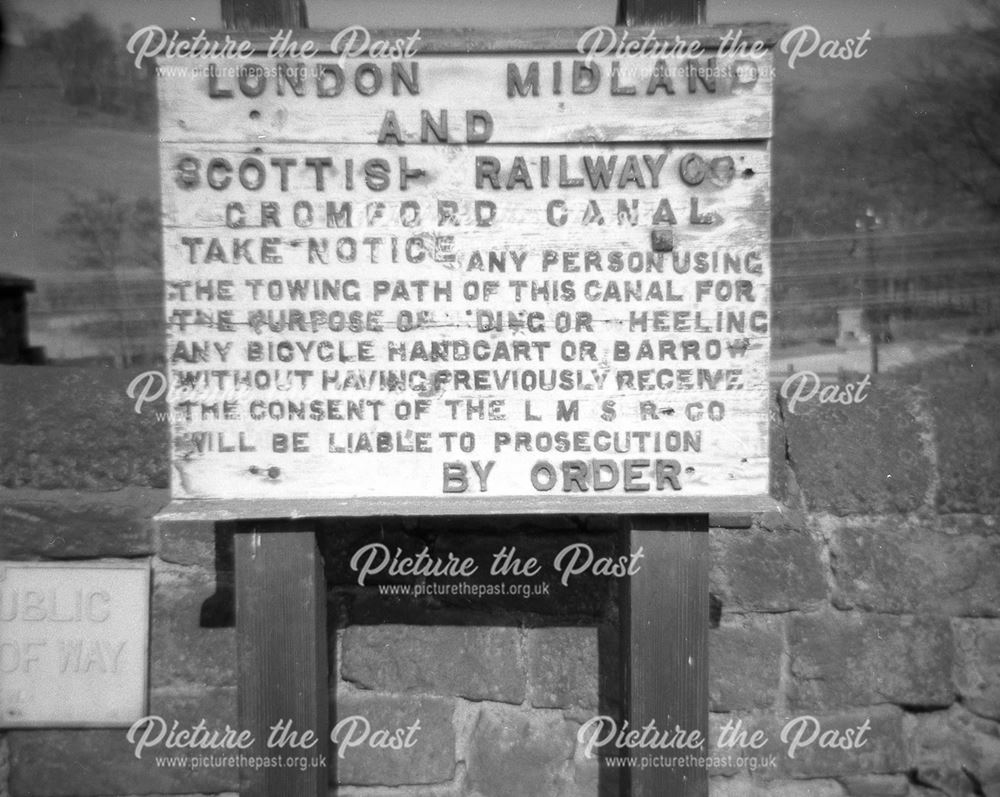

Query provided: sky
[2,0,985,38]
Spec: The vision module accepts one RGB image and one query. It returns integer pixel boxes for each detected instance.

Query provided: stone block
[830,516,1000,616]
[0,366,168,490]
[333,693,455,787]
[707,713,743,776]
[953,619,1000,720]
[570,753,602,797]
[788,612,953,710]
[840,774,910,795]
[753,706,906,778]
[526,627,599,716]
[335,785,459,797]
[908,705,1000,797]
[150,564,236,688]
[466,704,576,797]
[7,688,238,796]
[342,625,525,704]
[0,487,164,558]
[710,776,847,796]
[781,379,929,515]
[897,344,1000,513]
[710,526,827,612]
[157,518,218,568]
[709,614,784,711]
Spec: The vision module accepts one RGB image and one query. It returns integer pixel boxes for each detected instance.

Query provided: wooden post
[214,12,326,797]
[235,526,328,797]
[222,0,307,29]
[625,516,709,796]
[618,0,712,790]
[162,3,761,794]
[619,0,705,26]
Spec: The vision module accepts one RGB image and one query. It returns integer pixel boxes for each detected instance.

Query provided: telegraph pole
[861,207,882,376]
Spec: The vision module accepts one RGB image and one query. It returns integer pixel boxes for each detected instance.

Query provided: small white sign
[0,561,150,727]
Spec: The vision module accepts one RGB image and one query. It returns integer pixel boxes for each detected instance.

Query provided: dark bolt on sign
[158,48,773,512]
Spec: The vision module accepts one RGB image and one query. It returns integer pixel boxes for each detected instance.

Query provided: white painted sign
[157,53,773,143]
[159,51,772,512]
[0,562,149,727]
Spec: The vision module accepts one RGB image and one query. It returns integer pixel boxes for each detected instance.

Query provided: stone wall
[0,343,998,796]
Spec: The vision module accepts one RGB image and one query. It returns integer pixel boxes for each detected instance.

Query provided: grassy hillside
[0,35,931,284]
[1,34,984,363]
[0,46,159,281]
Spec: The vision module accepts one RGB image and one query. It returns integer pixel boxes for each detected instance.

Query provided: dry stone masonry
[1,344,998,795]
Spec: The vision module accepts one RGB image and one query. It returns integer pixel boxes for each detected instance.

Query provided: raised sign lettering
[158,50,772,512]
[0,562,149,727]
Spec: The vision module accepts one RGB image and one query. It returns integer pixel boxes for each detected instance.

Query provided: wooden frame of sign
[156,17,778,797]
[158,32,777,518]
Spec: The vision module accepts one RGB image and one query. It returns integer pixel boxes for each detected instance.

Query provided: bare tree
[33,14,156,124]
[57,191,160,366]
[37,13,116,108]
[867,0,1000,217]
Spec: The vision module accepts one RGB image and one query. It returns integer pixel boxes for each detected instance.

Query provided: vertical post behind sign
[619,2,710,794]
[220,6,327,797]
[619,0,705,26]
[222,0,308,29]
[625,516,709,796]
[235,526,328,796]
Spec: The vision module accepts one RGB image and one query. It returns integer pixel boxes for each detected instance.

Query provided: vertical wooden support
[223,0,319,783]
[235,525,328,797]
[625,516,709,796]
[619,0,705,26]
[617,10,710,794]
[222,0,308,29]
[608,1,711,791]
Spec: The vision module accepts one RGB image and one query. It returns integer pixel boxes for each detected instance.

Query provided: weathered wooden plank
[160,143,771,228]
[155,25,788,52]
[235,526,327,796]
[158,493,779,520]
[625,516,709,796]
[156,53,773,144]
[156,24,776,511]
[161,142,771,503]
[172,453,768,503]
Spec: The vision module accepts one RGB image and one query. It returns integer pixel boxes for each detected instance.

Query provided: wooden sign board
[158,44,773,516]
[0,562,150,727]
